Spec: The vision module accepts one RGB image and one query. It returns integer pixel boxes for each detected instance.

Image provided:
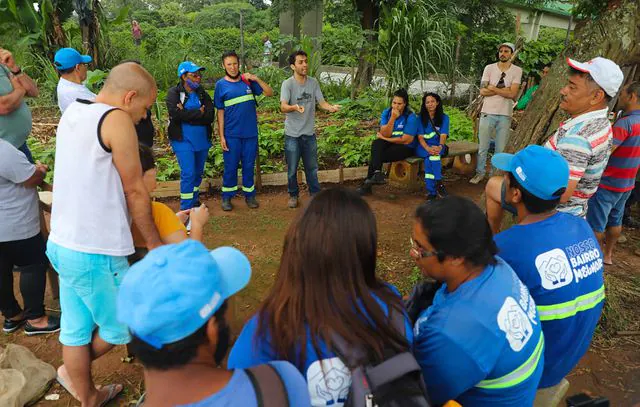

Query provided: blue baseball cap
[54,48,92,71]
[117,240,251,349]
[492,145,569,201]
[177,61,205,78]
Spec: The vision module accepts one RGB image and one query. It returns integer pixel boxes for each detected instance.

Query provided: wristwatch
[11,67,22,76]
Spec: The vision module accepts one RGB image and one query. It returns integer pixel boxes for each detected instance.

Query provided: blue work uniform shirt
[495,212,605,388]
[379,108,419,140]
[415,114,450,158]
[227,285,414,407]
[172,91,211,152]
[413,257,544,406]
[214,78,263,138]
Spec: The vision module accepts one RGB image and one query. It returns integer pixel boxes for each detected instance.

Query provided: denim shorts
[46,240,131,346]
[586,188,633,233]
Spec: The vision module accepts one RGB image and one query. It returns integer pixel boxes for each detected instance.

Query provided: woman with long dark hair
[357,88,419,196]
[416,92,449,200]
[228,187,413,406]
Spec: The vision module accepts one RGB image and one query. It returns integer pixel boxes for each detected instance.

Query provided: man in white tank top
[47,62,162,406]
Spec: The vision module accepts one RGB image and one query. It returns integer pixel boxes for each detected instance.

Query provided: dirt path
[3,179,639,406]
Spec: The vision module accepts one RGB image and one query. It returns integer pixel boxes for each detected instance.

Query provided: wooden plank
[151,180,211,198]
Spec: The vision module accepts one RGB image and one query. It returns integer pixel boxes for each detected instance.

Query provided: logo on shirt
[307,358,351,406]
[498,296,534,352]
[296,91,312,104]
[565,238,603,283]
[535,249,574,290]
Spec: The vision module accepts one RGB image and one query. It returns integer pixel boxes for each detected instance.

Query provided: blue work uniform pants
[222,137,258,199]
[285,135,321,197]
[175,148,209,210]
[424,154,442,196]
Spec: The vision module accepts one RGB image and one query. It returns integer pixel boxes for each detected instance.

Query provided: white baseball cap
[498,42,515,53]
[566,57,624,97]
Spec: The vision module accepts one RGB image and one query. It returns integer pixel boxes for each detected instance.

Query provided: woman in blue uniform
[165,61,215,210]
[416,92,449,200]
[357,88,418,196]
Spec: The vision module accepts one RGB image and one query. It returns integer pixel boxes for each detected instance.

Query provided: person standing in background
[262,35,273,67]
[54,48,96,114]
[470,42,522,184]
[132,21,142,46]
[166,61,215,211]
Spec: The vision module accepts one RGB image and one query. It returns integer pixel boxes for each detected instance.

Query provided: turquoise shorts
[46,240,131,346]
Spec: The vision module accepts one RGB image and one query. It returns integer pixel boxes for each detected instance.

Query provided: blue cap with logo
[177,61,205,78]
[117,240,251,349]
[54,48,92,71]
[492,145,569,201]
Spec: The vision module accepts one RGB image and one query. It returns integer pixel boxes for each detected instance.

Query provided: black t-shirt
[136,110,154,147]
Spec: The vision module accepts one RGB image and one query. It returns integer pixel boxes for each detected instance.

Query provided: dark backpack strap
[245,364,290,407]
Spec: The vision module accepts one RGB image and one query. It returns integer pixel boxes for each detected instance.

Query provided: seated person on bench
[357,88,418,196]
[416,92,449,201]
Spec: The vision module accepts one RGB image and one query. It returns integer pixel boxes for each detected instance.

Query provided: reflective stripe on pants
[222,136,258,198]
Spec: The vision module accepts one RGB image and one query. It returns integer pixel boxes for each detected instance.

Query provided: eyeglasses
[409,237,439,259]
[188,72,202,78]
[496,72,506,89]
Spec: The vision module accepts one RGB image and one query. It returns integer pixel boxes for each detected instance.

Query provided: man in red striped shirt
[587,82,640,264]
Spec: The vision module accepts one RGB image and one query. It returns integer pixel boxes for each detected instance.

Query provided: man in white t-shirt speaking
[54,48,96,113]
[47,63,162,406]
[470,42,523,184]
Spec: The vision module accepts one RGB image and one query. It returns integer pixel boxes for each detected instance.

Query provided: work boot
[437,182,448,198]
[246,196,259,209]
[357,183,372,196]
[221,197,233,211]
[288,196,298,209]
[370,170,387,185]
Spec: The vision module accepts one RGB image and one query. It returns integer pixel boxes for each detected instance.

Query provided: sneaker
[221,198,233,211]
[436,182,448,198]
[356,183,372,196]
[370,171,387,185]
[24,315,61,336]
[426,194,438,201]
[288,196,298,209]
[3,317,26,333]
[246,196,259,209]
[469,174,485,184]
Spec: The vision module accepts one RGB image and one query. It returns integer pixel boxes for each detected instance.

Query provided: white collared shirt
[57,77,96,113]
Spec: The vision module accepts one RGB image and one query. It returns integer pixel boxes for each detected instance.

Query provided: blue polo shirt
[495,212,605,388]
[172,92,211,152]
[380,108,418,140]
[414,257,544,406]
[214,78,263,139]
[227,285,413,407]
[415,114,450,158]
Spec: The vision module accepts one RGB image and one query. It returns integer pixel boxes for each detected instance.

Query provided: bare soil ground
[3,177,639,406]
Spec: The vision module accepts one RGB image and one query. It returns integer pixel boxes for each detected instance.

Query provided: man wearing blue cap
[166,61,215,210]
[493,145,605,405]
[54,48,96,113]
[215,51,273,211]
[118,240,311,406]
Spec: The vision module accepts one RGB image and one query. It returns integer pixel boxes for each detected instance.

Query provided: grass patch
[594,271,640,345]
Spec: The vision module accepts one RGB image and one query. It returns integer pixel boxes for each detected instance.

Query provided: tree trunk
[77,0,101,68]
[506,0,640,153]
[353,0,379,94]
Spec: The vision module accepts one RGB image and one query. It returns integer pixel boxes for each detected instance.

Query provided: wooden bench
[387,140,479,191]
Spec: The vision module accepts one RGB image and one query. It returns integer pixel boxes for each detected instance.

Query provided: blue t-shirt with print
[415,114,450,158]
[413,257,544,406]
[227,286,414,407]
[379,108,419,140]
[214,78,263,139]
[172,91,211,152]
[494,212,604,388]
[182,361,311,406]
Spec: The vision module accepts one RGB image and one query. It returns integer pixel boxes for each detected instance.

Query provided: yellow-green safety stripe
[224,94,255,107]
[391,131,404,137]
[425,174,436,179]
[428,155,441,161]
[422,132,437,140]
[222,186,238,192]
[193,186,200,192]
[476,334,544,390]
[242,185,255,193]
[180,192,194,199]
[537,285,605,322]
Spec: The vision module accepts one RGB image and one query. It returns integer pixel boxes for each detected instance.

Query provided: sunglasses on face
[410,237,439,259]
[497,72,506,89]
